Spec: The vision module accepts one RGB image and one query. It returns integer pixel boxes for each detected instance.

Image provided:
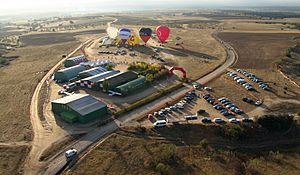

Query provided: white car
[204,87,212,91]
[229,118,240,124]
[153,120,167,127]
[65,148,77,159]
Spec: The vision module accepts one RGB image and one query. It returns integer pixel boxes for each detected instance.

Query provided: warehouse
[54,65,87,82]
[115,76,147,96]
[97,71,138,91]
[51,94,108,124]
[78,70,120,90]
[77,66,107,79]
[64,55,87,68]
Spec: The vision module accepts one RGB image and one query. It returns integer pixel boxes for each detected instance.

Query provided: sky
[0,0,300,16]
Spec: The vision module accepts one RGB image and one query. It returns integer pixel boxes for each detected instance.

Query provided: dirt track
[24,39,93,175]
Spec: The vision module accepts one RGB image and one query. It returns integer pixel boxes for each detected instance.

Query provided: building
[64,55,88,68]
[97,71,138,91]
[78,70,120,90]
[51,94,108,124]
[54,65,87,82]
[77,66,107,79]
[80,60,113,68]
[115,76,147,96]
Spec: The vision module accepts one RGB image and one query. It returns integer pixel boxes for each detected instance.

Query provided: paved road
[43,27,237,174]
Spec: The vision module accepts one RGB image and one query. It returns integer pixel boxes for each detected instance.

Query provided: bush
[257,114,295,131]
[155,163,173,175]
[199,139,209,149]
[223,125,246,140]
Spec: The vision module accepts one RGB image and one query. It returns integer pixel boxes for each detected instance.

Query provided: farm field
[67,125,300,175]
[216,32,300,99]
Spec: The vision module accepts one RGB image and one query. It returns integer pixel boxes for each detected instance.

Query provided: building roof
[68,55,86,61]
[82,70,120,83]
[80,60,113,67]
[101,71,138,87]
[55,65,87,81]
[52,94,106,116]
[116,76,146,91]
[78,66,107,77]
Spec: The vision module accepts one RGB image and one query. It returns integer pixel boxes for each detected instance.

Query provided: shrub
[155,163,173,175]
[257,114,295,131]
[223,125,246,140]
[199,139,209,149]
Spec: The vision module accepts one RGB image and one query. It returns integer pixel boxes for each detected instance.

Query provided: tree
[102,79,109,92]
[146,73,154,83]
[257,114,295,131]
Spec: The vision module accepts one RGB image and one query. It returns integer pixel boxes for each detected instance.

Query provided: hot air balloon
[118,28,131,44]
[139,27,152,44]
[127,33,140,46]
[156,25,170,44]
[107,27,118,39]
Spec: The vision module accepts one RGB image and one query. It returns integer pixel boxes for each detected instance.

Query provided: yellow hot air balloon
[127,33,140,46]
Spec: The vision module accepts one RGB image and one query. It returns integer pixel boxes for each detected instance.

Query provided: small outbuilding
[64,55,88,68]
[54,65,87,82]
[51,94,108,124]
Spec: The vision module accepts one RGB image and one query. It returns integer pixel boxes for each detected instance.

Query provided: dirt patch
[0,145,30,175]
[218,32,300,69]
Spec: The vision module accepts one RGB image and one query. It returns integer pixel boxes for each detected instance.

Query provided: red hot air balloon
[156,25,170,44]
[139,28,152,44]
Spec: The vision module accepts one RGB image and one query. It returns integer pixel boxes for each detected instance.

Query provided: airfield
[0,10,300,175]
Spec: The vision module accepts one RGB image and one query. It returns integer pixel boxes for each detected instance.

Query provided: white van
[153,120,167,127]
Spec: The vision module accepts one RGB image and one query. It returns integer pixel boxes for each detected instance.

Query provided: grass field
[0,145,30,175]
[67,125,300,175]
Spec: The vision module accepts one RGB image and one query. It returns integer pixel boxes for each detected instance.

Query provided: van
[153,120,167,127]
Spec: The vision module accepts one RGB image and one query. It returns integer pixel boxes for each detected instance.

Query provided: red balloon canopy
[156,25,170,43]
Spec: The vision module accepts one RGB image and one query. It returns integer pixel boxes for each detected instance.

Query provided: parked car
[153,120,167,127]
[201,117,212,123]
[229,118,240,124]
[197,109,206,114]
[184,115,198,120]
[213,118,225,124]
[65,148,77,159]
[204,87,213,91]
[243,97,253,103]
[242,118,254,123]
[254,100,263,106]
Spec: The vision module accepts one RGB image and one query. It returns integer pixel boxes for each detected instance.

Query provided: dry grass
[67,125,300,175]
[0,145,30,175]
[218,32,300,99]
[0,41,80,142]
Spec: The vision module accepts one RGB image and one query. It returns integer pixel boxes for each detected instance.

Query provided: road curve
[43,27,237,174]
[24,39,93,175]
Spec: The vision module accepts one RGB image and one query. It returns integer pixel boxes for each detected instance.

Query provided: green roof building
[115,77,147,96]
[51,94,108,123]
[54,65,87,82]
[97,71,138,91]
[64,55,87,68]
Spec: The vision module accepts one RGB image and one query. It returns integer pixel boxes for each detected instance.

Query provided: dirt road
[42,24,238,174]
[24,39,93,175]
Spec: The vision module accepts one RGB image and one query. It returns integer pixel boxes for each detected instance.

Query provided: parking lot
[140,88,257,127]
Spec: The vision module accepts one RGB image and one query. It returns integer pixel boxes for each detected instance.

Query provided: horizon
[1,0,300,17]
